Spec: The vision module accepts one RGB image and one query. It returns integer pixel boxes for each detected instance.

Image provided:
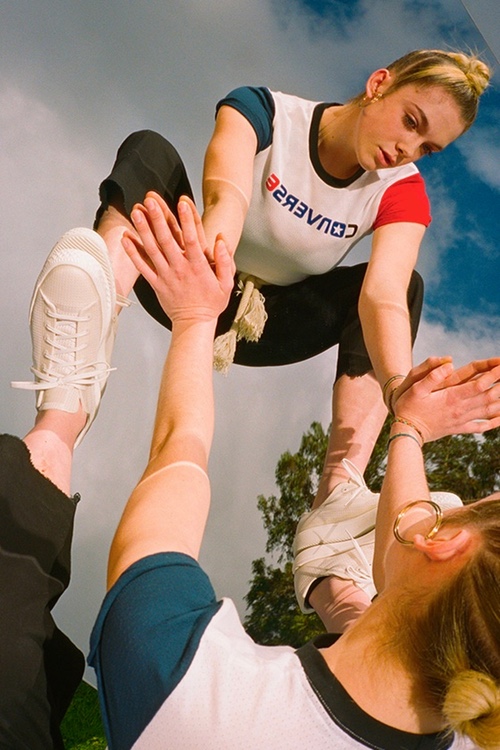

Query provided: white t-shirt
[217,87,431,285]
[90,553,471,750]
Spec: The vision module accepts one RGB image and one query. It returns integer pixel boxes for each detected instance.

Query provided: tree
[244,421,500,646]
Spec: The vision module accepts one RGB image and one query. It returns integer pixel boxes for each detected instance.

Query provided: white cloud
[454,125,500,192]
[415,311,500,365]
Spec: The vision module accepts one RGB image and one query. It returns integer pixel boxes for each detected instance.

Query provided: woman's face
[354,83,465,171]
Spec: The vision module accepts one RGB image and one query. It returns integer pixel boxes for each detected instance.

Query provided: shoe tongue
[55,316,79,370]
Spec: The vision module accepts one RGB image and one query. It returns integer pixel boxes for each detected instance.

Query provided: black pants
[0,435,84,750]
[95,130,423,377]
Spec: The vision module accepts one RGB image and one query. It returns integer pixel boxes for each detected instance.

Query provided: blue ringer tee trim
[216,85,275,152]
[89,552,222,750]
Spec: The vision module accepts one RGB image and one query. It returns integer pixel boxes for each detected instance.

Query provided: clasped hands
[122,191,235,323]
[392,356,500,442]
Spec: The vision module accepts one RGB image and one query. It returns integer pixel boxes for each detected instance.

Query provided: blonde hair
[355,49,491,131]
[401,499,500,748]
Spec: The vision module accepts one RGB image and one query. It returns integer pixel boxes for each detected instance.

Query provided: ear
[413,528,474,562]
[366,68,392,98]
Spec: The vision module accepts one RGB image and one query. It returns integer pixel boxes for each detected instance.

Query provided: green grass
[60,681,106,749]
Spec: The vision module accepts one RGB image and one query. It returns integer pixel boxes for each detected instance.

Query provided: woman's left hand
[393,357,500,442]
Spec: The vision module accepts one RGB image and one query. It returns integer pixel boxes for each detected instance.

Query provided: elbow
[359,285,411,324]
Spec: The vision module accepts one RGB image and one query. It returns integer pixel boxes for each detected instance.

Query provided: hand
[393,357,500,442]
[122,195,235,322]
[142,191,216,263]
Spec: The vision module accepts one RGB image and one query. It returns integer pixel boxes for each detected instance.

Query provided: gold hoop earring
[393,500,443,546]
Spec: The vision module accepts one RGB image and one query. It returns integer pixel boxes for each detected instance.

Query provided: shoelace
[12,305,114,391]
[340,458,372,507]
[116,294,132,309]
[344,532,373,577]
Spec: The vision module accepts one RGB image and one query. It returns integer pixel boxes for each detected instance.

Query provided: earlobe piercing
[360,91,384,107]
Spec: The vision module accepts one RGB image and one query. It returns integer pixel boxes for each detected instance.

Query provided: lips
[378,148,394,167]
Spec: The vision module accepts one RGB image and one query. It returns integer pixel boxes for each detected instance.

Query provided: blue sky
[420,93,500,324]
[1,0,499,680]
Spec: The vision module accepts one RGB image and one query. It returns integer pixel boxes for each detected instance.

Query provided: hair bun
[449,52,491,95]
[443,670,500,744]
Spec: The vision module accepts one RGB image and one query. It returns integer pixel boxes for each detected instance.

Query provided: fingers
[129,201,181,277]
[453,375,500,425]
[177,195,211,260]
[213,235,236,294]
[122,230,156,284]
[406,359,455,398]
[176,200,206,263]
[127,196,225,283]
[440,358,500,389]
[458,415,500,434]
[144,191,184,249]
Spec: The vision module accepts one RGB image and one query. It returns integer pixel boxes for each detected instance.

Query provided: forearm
[202,183,248,258]
[360,222,424,397]
[373,422,429,592]
[202,106,256,257]
[145,317,218,477]
[359,292,414,389]
[107,318,217,587]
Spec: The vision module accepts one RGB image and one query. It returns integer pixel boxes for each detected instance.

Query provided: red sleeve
[373,173,431,230]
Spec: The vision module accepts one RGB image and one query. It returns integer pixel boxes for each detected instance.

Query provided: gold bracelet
[382,374,405,413]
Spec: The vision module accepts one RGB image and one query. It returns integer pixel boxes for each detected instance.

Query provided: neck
[317,103,362,180]
[321,594,445,734]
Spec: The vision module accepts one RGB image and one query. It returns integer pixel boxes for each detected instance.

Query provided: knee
[408,269,424,340]
[408,271,424,299]
[116,130,182,163]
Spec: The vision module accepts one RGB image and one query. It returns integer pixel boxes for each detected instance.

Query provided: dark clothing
[95,130,423,377]
[0,435,84,750]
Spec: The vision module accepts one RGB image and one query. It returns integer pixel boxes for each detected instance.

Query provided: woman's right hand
[123,195,235,323]
[393,357,500,442]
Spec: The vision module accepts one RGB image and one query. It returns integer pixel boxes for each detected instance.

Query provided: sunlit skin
[318,69,466,181]
[383,493,500,590]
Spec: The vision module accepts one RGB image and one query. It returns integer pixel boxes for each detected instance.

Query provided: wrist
[389,417,425,448]
[171,315,218,335]
[382,374,405,415]
[391,416,425,444]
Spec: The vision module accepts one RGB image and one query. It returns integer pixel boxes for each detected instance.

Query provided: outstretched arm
[202,105,257,257]
[373,357,500,592]
[359,222,424,399]
[107,196,234,588]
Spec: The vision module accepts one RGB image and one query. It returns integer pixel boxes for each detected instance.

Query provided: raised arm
[107,196,235,588]
[373,357,500,592]
[359,221,425,402]
[202,105,257,256]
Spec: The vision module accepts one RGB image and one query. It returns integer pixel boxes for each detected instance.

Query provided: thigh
[0,435,83,749]
[336,267,424,379]
[95,130,197,322]
[139,263,369,366]
[96,130,195,220]
[232,264,369,367]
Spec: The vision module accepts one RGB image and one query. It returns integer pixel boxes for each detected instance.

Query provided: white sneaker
[293,459,463,613]
[293,459,378,612]
[12,228,117,446]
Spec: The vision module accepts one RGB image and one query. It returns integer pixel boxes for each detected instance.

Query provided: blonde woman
[16,48,491,622]
[91,49,490,510]
[89,197,500,749]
